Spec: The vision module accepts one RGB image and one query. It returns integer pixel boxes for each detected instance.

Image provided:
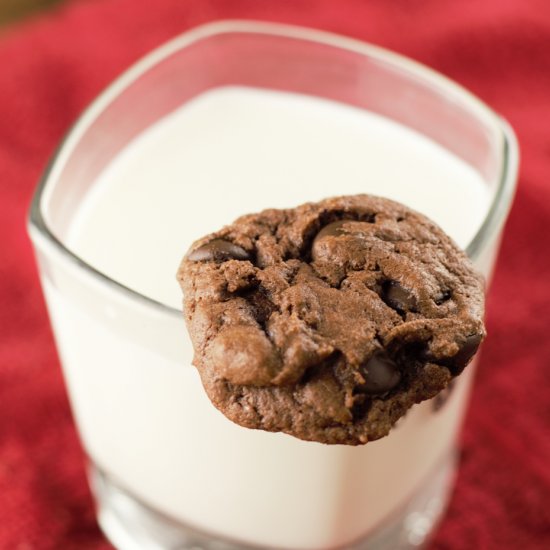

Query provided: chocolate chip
[314,220,350,242]
[311,220,353,262]
[383,281,417,313]
[435,289,452,305]
[432,379,456,412]
[358,352,401,395]
[448,334,482,372]
[187,239,250,263]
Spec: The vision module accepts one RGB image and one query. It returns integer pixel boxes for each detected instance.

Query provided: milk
[67,87,488,307]
[49,87,490,548]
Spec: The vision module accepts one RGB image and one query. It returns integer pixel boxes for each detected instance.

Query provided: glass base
[89,453,456,550]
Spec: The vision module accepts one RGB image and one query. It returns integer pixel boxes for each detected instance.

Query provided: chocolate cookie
[177,195,485,445]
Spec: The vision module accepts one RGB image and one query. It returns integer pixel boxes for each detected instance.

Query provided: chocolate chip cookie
[177,195,485,445]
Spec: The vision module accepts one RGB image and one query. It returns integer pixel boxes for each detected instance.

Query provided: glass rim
[28,19,519,319]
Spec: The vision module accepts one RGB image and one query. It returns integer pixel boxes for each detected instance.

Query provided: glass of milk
[28,21,518,550]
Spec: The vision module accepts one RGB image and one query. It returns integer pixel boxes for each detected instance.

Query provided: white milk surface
[57,87,490,549]
[67,86,488,307]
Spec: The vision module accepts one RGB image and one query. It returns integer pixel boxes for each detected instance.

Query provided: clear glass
[28,21,518,550]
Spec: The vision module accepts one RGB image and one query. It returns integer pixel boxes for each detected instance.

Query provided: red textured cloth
[1,1,549,549]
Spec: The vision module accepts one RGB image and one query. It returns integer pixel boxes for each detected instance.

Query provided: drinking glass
[28,21,518,550]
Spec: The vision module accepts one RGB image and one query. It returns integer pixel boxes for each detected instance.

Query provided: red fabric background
[1,1,549,548]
